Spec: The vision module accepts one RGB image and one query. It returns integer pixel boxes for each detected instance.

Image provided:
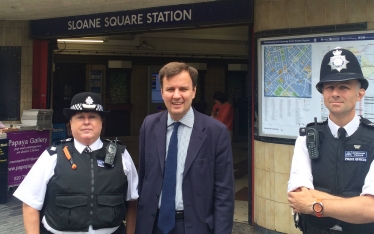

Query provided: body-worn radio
[306,117,319,160]
[104,138,117,167]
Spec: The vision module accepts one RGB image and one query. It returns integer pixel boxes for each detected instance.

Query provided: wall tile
[368,0,374,22]
[257,169,266,198]
[264,142,274,171]
[287,0,305,28]
[274,144,291,174]
[274,202,291,233]
[265,171,275,200]
[24,101,32,110]
[3,21,16,28]
[20,101,25,115]
[254,195,258,223]
[260,2,273,31]
[21,47,29,66]
[257,196,266,227]
[254,3,266,32]
[0,28,3,46]
[274,172,289,203]
[21,66,26,84]
[305,0,325,26]
[20,83,26,102]
[326,0,346,25]
[265,199,275,230]
[14,28,22,46]
[25,85,32,102]
[22,27,33,47]
[25,65,33,84]
[271,0,288,29]
[255,141,265,170]
[368,22,374,30]
[21,46,32,65]
[254,167,260,196]
[346,0,367,23]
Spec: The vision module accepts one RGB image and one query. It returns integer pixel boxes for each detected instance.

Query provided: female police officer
[14,92,138,234]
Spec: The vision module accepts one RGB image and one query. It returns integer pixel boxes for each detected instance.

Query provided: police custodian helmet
[316,47,368,93]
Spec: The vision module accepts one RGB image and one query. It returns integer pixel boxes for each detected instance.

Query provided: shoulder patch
[46,145,58,156]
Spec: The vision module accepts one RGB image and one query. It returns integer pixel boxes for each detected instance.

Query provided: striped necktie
[83,146,92,153]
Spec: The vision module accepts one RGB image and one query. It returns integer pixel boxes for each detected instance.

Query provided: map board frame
[257,30,374,139]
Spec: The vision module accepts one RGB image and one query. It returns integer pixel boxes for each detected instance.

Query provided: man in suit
[135,62,235,234]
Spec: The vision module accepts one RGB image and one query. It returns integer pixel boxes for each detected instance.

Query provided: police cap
[316,47,368,93]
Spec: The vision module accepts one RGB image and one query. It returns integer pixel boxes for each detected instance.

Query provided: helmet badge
[328,47,350,72]
[82,96,96,109]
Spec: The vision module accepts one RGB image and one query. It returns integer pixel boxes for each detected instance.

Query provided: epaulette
[299,119,327,136]
[46,145,58,156]
[52,138,73,146]
[103,138,123,145]
[305,119,327,128]
[360,117,374,128]
[299,127,307,136]
[47,138,73,156]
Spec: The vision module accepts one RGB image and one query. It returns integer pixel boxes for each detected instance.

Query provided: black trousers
[303,222,342,234]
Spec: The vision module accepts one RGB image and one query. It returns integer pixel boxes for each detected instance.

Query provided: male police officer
[288,47,374,233]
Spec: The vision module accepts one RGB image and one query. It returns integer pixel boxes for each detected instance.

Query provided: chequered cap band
[70,103,104,111]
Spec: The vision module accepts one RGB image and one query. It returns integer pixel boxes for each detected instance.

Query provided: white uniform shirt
[14,138,139,234]
[288,115,374,196]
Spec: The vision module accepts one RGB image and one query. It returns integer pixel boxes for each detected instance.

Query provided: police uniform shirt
[13,137,139,234]
[287,114,374,197]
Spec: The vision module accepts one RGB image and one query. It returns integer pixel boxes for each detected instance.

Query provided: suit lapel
[183,110,206,178]
[154,111,167,173]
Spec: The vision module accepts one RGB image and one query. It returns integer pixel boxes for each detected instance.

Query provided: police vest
[304,118,374,233]
[43,139,128,232]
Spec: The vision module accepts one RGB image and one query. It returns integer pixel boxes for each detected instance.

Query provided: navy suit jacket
[135,109,234,234]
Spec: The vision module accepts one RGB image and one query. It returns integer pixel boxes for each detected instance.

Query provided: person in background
[14,92,138,234]
[211,91,234,140]
[135,62,234,234]
[288,48,374,233]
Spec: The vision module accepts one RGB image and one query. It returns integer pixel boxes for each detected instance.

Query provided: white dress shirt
[158,107,194,211]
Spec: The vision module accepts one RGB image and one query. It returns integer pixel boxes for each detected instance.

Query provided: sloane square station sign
[30,0,253,39]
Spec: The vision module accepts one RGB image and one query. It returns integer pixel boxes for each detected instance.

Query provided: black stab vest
[43,140,128,232]
[304,118,374,233]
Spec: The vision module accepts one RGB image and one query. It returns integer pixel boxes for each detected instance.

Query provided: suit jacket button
[156,194,159,198]
[151,213,155,218]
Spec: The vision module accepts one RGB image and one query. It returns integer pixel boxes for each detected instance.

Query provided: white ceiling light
[57,38,104,43]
